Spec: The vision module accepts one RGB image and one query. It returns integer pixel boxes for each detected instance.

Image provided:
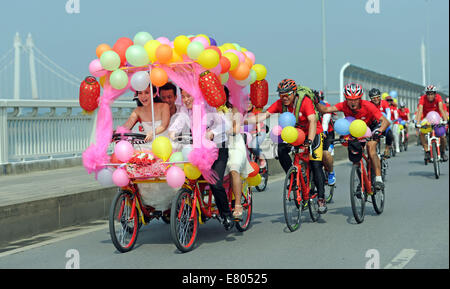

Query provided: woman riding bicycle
[245,79,328,213]
[317,83,390,191]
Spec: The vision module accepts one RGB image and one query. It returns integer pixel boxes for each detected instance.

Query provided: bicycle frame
[289,148,313,205]
[427,130,441,162]
[358,151,373,195]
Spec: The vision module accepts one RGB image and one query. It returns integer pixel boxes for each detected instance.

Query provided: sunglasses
[279,91,294,98]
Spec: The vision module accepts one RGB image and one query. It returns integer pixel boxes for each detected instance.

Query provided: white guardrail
[0,99,136,164]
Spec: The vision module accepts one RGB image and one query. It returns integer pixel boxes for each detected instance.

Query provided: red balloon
[79,76,100,112]
[219,56,231,74]
[248,162,259,177]
[291,128,306,146]
[113,37,133,66]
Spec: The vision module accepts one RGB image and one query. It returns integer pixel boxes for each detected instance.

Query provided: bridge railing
[0,99,135,164]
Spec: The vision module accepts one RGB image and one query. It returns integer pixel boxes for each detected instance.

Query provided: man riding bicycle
[317,83,390,190]
[415,85,449,162]
[246,79,328,213]
[368,88,394,158]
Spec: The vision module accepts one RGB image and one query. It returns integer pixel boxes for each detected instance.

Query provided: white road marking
[0,221,108,259]
[384,249,418,269]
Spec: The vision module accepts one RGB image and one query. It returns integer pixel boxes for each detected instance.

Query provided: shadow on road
[408,171,437,179]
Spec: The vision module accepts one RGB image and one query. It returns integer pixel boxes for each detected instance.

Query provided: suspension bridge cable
[32,46,82,83]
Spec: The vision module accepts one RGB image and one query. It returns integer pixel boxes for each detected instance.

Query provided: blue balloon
[279,112,296,128]
[401,120,406,126]
[334,118,351,135]
[389,90,398,98]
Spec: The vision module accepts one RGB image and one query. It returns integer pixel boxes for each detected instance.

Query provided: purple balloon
[270,131,283,144]
[345,116,356,123]
[434,126,446,137]
[209,37,217,46]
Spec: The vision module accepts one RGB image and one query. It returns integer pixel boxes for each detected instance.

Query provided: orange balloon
[150,67,168,87]
[220,56,231,73]
[155,44,173,64]
[230,62,250,81]
[244,56,253,69]
[96,44,111,58]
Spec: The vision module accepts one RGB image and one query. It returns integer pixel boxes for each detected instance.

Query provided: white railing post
[339,62,351,102]
[0,105,8,164]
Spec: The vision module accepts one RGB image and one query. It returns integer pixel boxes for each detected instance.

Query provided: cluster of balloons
[420,111,444,136]
[247,161,262,187]
[381,91,399,105]
[269,112,306,146]
[89,32,268,91]
[334,117,371,138]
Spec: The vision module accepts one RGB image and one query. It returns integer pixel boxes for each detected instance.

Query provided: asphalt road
[0,144,448,269]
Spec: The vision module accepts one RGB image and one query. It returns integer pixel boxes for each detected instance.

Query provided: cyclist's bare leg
[420,132,428,152]
[322,151,333,173]
[230,171,243,217]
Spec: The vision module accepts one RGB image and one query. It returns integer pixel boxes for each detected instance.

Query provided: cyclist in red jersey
[398,101,410,139]
[415,85,448,161]
[318,83,390,190]
[368,88,394,158]
[246,79,328,213]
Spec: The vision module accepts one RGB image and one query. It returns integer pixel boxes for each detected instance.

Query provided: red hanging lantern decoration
[250,79,269,109]
[79,76,101,113]
[199,70,226,108]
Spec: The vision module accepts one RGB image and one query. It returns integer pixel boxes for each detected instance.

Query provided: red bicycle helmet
[344,83,364,100]
[277,79,297,94]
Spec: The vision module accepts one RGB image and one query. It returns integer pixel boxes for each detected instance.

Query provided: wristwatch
[304,139,312,146]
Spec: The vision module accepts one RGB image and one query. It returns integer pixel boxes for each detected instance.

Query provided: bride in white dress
[122,85,175,211]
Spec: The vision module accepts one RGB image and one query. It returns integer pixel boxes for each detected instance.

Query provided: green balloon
[109,69,128,90]
[169,152,184,168]
[187,41,204,60]
[126,45,149,67]
[133,32,153,46]
[100,50,120,71]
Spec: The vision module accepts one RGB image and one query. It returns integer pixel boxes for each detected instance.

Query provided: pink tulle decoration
[82,74,131,174]
[188,139,218,183]
[226,77,249,115]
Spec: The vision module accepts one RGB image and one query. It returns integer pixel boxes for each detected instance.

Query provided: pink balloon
[272,125,283,136]
[244,51,255,64]
[225,49,245,63]
[114,140,134,162]
[426,111,441,125]
[363,127,372,138]
[156,37,170,45]
[193,36,209,49]
[112,168,130,187]
[166,166,186,188]
[89,59,107,77]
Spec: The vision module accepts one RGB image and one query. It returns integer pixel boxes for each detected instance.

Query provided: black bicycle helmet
[369,88,381,99]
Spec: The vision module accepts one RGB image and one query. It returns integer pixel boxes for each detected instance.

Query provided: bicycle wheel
[325,182,335,203]
[255,155,269,192]
[372,185,385,214]
[350,163,365,224]
[170,188,199,253]
[236,185,253,232]
[283,166,302,232]
[432,142,440,179]
[109,189,140,253]
[380,157,387,182]
[308,181,320,222]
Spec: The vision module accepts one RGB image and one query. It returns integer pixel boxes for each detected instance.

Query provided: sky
[0,0,448,103]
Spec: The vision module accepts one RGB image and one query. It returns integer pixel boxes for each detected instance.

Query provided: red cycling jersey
[267,97,323,134]
[398,107,410,121]
[334,100,382,125]
[389,105,399,121]
[419,93,443,119]
[371,99,390,114]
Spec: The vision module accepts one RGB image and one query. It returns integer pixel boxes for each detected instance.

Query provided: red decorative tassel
[79,76,100,112]
[199,70,226,108]
[250,79,268,109]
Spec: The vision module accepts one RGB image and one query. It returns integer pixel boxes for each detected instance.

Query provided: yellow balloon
[252,64,267,81]
[144,40,161,63]
[398,124,404,131]
[223,52,239,71]
[197,49,220,69]
[281,126,299,143]
[222,43,236,51]
[420,120,432,134]
[381,92,389,100]
[170,50,183,63]
[240,47,248,52]
[349,119,367,138]
[99,75,106,87]
[247,174,262,187]
[174,35,190,56]
[184,163,201,180]
[151,136,172,161]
